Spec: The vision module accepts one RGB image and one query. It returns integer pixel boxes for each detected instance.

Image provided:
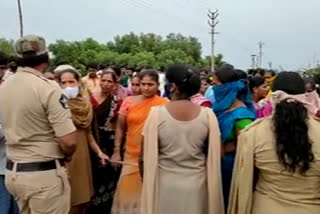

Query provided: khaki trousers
[5,160,71,214]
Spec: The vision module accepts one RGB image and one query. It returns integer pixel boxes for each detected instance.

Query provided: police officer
[0,35,77,214]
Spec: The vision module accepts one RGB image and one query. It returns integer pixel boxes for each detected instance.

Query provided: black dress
[87,95,122,214]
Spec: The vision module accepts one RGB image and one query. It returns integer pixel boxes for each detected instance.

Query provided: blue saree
[212,80,256,208]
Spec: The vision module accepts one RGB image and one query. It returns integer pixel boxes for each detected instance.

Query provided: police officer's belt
[6,159,65,172]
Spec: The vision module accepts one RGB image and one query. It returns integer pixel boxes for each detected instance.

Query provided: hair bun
[182,69,194,83]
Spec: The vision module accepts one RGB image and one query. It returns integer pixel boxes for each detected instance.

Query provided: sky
[1,0,320,70]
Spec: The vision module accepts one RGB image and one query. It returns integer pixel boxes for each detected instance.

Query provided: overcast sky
[1,0,320,70]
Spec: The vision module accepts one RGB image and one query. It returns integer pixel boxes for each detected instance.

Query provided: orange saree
[111,95,169,214]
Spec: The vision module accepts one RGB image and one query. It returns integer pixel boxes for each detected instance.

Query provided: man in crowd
[120,66,129,87]
[0,35,78,214]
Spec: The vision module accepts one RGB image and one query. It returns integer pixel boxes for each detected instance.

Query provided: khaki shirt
[0,67,76,162]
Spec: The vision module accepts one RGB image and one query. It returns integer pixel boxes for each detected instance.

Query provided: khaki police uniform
[0,35,76,214]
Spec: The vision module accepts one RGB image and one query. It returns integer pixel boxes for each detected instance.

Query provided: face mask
[63,87,79,99]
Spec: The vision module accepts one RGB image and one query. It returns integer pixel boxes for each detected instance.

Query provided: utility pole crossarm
[208,9,219,72]
[258,41,265,68]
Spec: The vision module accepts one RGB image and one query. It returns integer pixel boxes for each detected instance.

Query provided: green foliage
[156,49,194,69]
[300,66,320,83]
[0,39,14,56]
[1,33,225,74]
[197,54,225,70]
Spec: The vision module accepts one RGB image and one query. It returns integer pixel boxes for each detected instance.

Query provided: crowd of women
[42,62,320,214]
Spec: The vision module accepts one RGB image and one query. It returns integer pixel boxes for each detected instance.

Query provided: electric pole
[17,0,24,37]
[208,9,219,72]
[258,41,265,68]
[251,54,257,69]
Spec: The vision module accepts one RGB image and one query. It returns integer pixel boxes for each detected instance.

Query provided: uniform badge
[59,95,69,109]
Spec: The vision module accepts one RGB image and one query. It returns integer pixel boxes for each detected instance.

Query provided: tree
[0,39,14,56]
[45,33,225,74]
[156,49,194,69]
[131,52,156,69]
[139,33,164,54]
[198,54,225,70]
[163,33,202,62]
[107,32,141,54]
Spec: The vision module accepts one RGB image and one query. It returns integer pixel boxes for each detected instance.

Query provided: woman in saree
[128,74,141,96]
[108,66,129,100]
[228,72,320,214]
[200,76,211,95]
[248,76,271,118]
[211,64,256,208]
[141,64,224,214]
[111,69,169,214]
[57,68,109,214]
[87,71,123,214]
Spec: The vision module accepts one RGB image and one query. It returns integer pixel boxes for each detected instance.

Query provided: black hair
[99,63,108,70]
[110,66,122,77]
[17,52,49,67]
[272,72,305,94]
[235,69,248,80]
[265,70,276,77]
[247,69,256,76]
[0,52,9,66]
[305,79,316,91]
[248,68,266,77]
[101,71,117,82]
[7,56,17,64]
[166,64,200,99]
[256,68,266,76]
[272,72,314,174]
[248,76,265,93]
[200,76,208,82]
[140,69,159,83]
[57,69,81,82]
[215,64,240,84]
[199,69,209,75]
[132,73,141,80]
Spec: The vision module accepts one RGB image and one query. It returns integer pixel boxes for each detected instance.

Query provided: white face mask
[62,87,79,99]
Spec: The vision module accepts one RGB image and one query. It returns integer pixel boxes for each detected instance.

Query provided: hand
[110,151,121,168]
[98,152,109,166]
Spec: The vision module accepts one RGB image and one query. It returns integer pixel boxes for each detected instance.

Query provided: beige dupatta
[141,107,225,214]
[227,122,256,214]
